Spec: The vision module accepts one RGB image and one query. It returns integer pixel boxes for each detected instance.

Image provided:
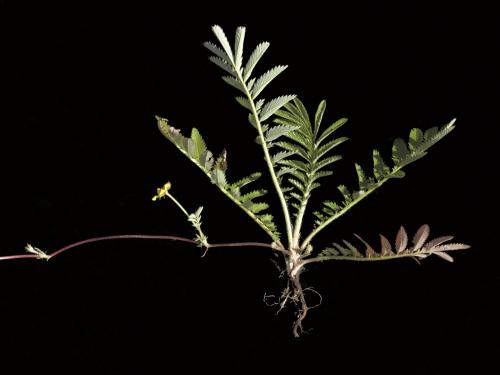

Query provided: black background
[1,1,498,373]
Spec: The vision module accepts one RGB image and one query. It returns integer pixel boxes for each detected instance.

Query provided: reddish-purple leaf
[425,236,454,249]
[379,234,393,256]
[395,226,408,253]
[354,234,378,257]
[433,243,471,252]
[434,251,454,262]
[412,224,430,251]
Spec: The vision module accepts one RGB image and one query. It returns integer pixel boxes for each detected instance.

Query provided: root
[263,264,323,337]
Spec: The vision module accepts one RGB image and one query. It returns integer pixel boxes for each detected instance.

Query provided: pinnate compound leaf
[315,225,469,263]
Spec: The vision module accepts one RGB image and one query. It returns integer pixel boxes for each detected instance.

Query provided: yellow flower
[152,182,172,201]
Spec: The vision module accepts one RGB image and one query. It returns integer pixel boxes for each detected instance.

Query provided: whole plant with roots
[2,26,470,337]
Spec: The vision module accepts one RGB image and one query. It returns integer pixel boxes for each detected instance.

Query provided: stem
[0,234,290,263]
[235,70,294,249]
[0,254,39,261]
[292,181,313,250]
[166,192,189,217]
[163,134,283,248]
[300,166,404,251]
